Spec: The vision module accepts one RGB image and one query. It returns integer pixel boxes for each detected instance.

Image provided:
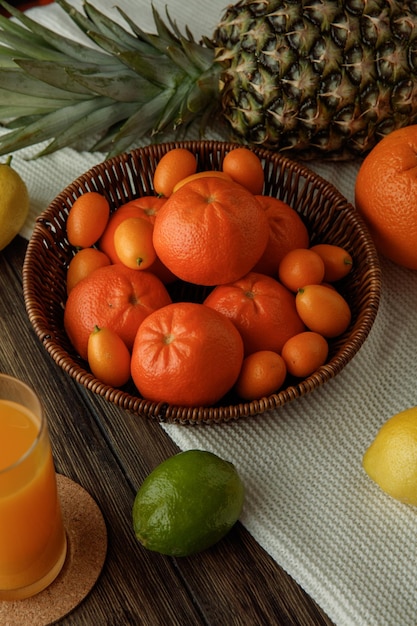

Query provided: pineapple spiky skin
[213,0,417,158]
[0,0,416,159]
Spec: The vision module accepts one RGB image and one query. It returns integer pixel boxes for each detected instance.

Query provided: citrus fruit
[234,350,287,401]
[153,148,197,196]
[172,170,232,193]
[310,244,353,282]
[363,407,417,506]
[132,450,245,556]
[64,264,172,360]
[99,197,166,263]
[153,177,269,286]
[204,272,305,355]
[98,197,176,283]
[113,217,156,270]
[295,284,351,338]
[278,248,325,292]
[355,125,417,269]
[87,326,131,387]
[0,156,30,251]
[281,331,329,378]
[222,147,264,195]
[252,196,310,277]
[66,191,110,248]
[131,302,244,407]
[66,247,111,295]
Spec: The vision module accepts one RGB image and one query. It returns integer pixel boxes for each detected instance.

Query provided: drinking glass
[0,374,67,601]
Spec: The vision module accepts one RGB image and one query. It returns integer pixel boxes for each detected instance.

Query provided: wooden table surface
[0,235,336,624]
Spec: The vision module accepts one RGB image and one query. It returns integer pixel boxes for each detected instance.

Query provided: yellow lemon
[363,406,417,505]
[0,156,30,251]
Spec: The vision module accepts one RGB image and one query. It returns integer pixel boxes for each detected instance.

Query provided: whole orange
[153,177,269,286]
[355,125,417,269]
[131,302,244,407]
[64,264,172,360]
[204,272,305,355]
[252,196,310,276]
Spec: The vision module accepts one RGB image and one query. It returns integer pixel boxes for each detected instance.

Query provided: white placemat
[5,2,417,624]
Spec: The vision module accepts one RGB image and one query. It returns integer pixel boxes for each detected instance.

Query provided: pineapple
[0,0,416,159]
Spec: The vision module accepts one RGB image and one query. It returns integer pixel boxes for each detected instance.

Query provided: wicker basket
[23,141,381,424]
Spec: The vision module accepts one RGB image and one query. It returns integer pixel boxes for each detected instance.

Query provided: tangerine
[204,272,305,355]
[66,247,111,295]
[131,302,244,407]
[295,284,351,338]
[153,148,197,197]
[281,331,329,378]
[153,177,269,286]
[355,125,417,269]
[234,350,287,401]
[222,147,264,195]
[252,196,310,276]
[87,326,131,387]
[66,191,110,248]
[172,171,232,193]
[64,264,172,360]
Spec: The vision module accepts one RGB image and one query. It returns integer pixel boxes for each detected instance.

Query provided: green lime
[132,449,245,556]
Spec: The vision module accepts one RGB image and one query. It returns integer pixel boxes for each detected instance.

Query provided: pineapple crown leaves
[0,0,220,158]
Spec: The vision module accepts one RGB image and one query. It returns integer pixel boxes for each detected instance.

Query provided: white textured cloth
[7,2,417,624]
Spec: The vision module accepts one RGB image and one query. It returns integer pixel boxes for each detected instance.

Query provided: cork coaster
[0,474,107,625]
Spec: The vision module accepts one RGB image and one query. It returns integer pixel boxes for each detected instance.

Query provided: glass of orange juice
[0,374,67,601]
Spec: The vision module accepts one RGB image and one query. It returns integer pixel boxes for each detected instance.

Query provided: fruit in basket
[66,247,111,295]
[278,248,325,293]
[132,450,245,556]
[87,325,131,388]
[153,177,269,286]
[131,302,244,407]
[309,244,353,282]
[252,196,310,276]
[221,147,264,195]
[113,217,156,270]
[0,156,29,251]
[153,148,197,197]
[66,191,110,248]
[363,407,417,506]
[204,272,305,355]
[355,126,417,270]
[0,1,416,159]
[281,332,329,378]
[64,264,172,360]
[234,350,287,401]
[295,284,351,338]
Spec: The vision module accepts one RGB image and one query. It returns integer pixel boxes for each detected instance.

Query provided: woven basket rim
[22,140,381,424]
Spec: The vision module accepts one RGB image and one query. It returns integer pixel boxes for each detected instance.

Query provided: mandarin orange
[252,196,310,276]
[131,302,244,407]
[153,177,269,286]
[204,272,305,355]
[64,264,172,360]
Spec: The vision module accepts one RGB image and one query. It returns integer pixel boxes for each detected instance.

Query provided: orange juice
[0,398,67,600]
